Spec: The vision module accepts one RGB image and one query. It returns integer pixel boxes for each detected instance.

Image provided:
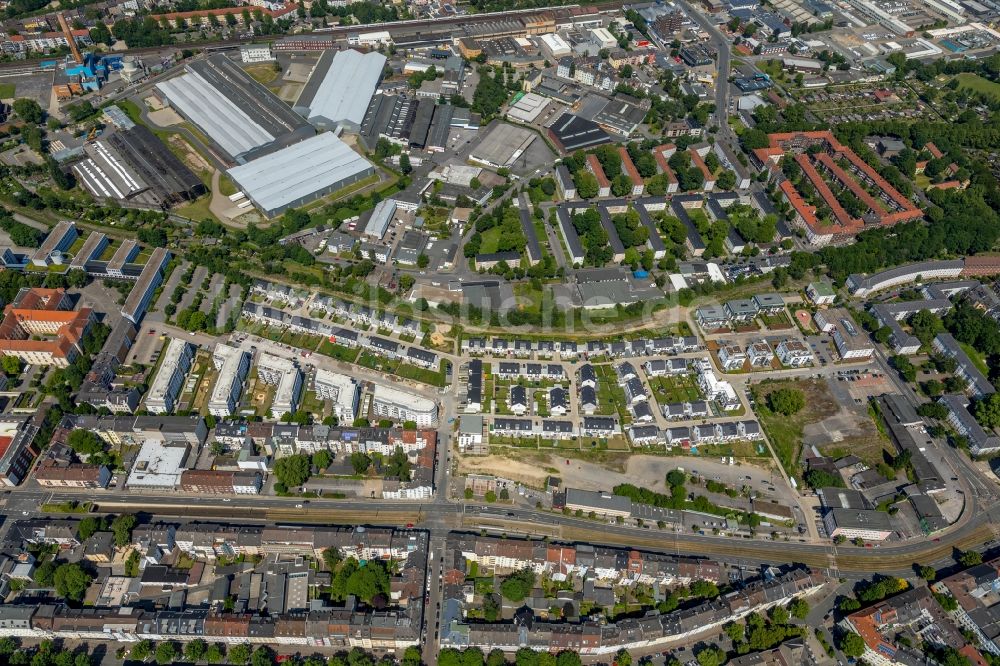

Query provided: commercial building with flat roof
[121,248,171,324]
[125,439,187,490]
[227,133,375,218]
[548,113,611,153]
[31,221,77,267]
[295,49,386,131]
[155,54,313,163]
[146,338,194,414]
[563,488,632,518]
[469,123,536,169]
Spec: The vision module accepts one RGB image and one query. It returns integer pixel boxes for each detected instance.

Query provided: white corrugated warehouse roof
[301,49,387,127]
[156,70,275,159]
[227,133,373,214]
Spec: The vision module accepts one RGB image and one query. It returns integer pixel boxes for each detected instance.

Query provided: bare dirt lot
[147,108,183,126]
[458,451,789,502]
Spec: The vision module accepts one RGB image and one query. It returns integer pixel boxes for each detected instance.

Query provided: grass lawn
[752,379,838,478]
[218,173,238,197]
[317,340,360,363]
[959,341,990,376]
[955,73,1000,101]
[176,195,216,223]
[243,63,280,85]
[478,226,503,254]
[0,83,15,98]
[394,361,447,387]
[649,375,702,404]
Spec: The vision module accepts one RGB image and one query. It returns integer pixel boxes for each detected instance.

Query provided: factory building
[226,133,375,218]
[72,126,203,206]
[208,344,250,417]
[295,49,387,131]
[155,54,313,163]
[145,338,194,414]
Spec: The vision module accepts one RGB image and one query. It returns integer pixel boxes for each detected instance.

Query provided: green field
[954,73,1000,100]
[0,83,16,98]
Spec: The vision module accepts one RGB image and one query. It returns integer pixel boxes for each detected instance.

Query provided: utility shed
[227,133,375,218]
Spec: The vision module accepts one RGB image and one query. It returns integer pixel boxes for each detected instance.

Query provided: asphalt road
[11,484,997,578]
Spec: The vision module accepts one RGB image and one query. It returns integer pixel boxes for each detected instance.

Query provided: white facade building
[208,345,250,417]
[145,338,194,414]
[371,384,438,426]
[312,369,360,423]
[256,353,303,418]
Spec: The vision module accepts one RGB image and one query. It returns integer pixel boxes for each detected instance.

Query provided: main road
[12,486,997,576]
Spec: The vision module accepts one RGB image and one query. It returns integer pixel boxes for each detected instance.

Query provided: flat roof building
[371,384,438,427]
[145,338,194,414]
[209,344,251,417]
[312,369,359,423]
[256,353,303,418]
[155,54,313,163]
[121,248,171,324]
[295,49,386,131]
[470,123,536,169]
[227,133,375,218]
[125,439,187,490]
[563,488,632,518]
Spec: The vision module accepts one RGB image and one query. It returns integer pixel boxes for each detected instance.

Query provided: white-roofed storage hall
[295,49,387,131]
[227,132,375,217]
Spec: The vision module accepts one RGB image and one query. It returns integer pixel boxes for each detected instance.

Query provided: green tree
[184,639,207,663]
[919,565,937,581]
[229,644,251,666]
[960,550,983,567]
[110,513,137,547]
[1,355,22,376]
[274,453,311,487]
[485,490,497,502]
[12,99,43,123]
[129,640,153,661]
[76,517,100,542]
[789,597,810,619]
[973,393,1000,429]
[839,631,866,658]
[312,450,332,471]
[205,644,225,664]
[53,562,93,601]
[67,430,105,456]
[155,642,177,666]
[500,569,536,602]
[695,645,726,666]
[767,387,805,416]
